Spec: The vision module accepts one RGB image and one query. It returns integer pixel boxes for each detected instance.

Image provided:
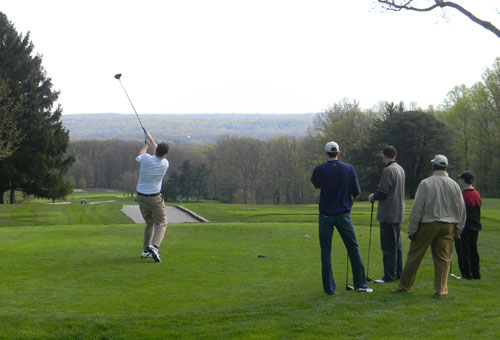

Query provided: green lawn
[0,196,499,339]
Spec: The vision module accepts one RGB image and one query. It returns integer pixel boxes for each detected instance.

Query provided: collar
[385,161,397,167]
[432,170,449,177]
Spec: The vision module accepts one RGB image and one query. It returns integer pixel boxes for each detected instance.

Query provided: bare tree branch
[378,0,500,38]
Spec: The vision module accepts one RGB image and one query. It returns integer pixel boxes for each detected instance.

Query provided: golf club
[366,201,374,281]
[450,260,462,279]
[346,254,354,291]
[114,73,146,133]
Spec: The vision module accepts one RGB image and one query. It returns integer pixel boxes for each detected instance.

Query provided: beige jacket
[408,171,466,237]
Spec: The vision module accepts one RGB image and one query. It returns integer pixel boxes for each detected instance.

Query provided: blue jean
[319,213,368,294]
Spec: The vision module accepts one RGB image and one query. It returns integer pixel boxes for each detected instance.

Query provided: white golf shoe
[141,251,152,258]
[149,245,161,262]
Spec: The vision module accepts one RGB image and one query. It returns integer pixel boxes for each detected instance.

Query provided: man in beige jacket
[396,155,465,298]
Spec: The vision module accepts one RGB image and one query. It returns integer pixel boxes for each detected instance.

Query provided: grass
[0,195,499,339]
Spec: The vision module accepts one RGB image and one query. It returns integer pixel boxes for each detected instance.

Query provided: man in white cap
[396,154,465,298]
[311,141,372,295]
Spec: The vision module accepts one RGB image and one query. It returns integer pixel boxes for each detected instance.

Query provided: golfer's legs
[469,231,481,279]
[151,196,168,248]
[380,222,400,281]
[318,215,336,294]
[398,224,435,291]
[137,195,156,252]
[454,237,467,278]
[336,213,367,289]
[430,222,454,295]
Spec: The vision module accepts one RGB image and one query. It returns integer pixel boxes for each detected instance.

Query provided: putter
[114,73,147,133]
[346,254,354,291]
[366,201,374,281]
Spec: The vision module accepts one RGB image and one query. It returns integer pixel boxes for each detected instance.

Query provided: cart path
[121,205,207,224]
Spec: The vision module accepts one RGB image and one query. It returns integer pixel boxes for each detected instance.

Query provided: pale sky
[2,0,500,114]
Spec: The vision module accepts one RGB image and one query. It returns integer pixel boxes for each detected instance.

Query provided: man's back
[311,160,360,216]
[136,154,169,194]
[462,188,482,231]
[408,171,465,234]
[377,162,405,223]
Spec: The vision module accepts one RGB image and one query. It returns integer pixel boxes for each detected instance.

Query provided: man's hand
[408,234,415,241]
[144,130,154,143]
[368,193,375,202]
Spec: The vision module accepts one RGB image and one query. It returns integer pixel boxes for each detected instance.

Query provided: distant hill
[61,113,316,144]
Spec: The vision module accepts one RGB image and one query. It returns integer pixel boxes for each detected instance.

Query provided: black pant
[379,222,403,281]
[455,230,480,279]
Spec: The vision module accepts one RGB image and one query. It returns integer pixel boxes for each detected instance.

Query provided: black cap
[458,171,474,184]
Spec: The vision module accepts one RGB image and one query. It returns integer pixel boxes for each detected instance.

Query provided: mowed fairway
[1,195,499,339]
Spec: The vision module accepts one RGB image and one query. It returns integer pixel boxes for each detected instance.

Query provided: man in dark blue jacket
[311,141,372,295]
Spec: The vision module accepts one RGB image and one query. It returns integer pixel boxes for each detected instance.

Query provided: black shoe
[393,288,409,293]
[433,293,447,299]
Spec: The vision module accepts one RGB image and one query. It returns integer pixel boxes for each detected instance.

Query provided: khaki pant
[398,222,454,295]
[136,194,168,252]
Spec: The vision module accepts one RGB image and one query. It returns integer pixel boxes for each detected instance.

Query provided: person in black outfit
[455,171,482,280]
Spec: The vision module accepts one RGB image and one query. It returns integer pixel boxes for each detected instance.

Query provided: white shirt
[408,171,466,236]
[136,154,169,194]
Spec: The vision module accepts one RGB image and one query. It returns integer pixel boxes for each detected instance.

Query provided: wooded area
[63,58,500,203]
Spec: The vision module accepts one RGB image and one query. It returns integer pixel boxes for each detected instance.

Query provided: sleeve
[351,166,361,197]
[456,186,466,234]
[378,168,391,192]
[373,168,391,201]
[311,167,321,189]
[408,181,426,236]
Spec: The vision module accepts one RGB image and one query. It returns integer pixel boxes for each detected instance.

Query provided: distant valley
[61,113,316,144]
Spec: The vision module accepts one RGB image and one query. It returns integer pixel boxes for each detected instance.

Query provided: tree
[313,99,375,164]
[162,171,179,201]
[77,177,87,190]
[0,77,22,160]
[368,110,453,198]
[210,136,263,203]
[377,1,500,38]
[178,160,195,201]
[192,163,210,202]
[0,12,74,203]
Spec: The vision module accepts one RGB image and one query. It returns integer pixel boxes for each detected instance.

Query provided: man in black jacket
[455,171,482,280]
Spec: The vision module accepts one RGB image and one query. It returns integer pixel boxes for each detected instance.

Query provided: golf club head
[346,285,354,291]
[366,277,372,282]
[114,73,122,80]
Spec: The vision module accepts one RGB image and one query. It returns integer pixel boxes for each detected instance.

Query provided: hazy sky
[2,0,500,114]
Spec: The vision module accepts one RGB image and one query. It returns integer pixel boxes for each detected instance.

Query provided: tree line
[2,7,500,204]
[65,56,500,203]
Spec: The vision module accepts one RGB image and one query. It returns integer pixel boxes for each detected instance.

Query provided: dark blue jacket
[311,160,361,216]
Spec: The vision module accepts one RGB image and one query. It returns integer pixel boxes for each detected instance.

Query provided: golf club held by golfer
[114,73,147,133]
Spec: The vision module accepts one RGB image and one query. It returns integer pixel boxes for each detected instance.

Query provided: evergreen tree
[369,111,453,198]
[0,12,74,203]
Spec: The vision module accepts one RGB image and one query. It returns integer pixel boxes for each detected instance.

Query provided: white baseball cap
[325,141,340,152]
[431,154,448,167]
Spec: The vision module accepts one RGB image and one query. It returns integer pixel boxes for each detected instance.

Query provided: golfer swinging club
[136,130,170,262]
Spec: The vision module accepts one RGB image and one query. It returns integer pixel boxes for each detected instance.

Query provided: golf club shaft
[117,78,146,133]
[366,201,374,280]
